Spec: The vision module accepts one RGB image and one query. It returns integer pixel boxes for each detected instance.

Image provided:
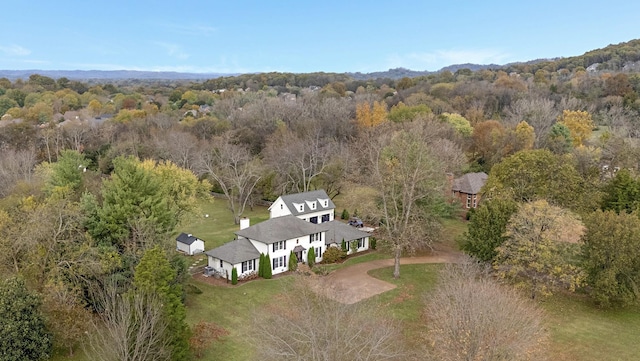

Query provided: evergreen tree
[307,247,316,268]
[264,254,273,279]
[258,253,265,277]
[133,246,190,361]
[341,239,347,252]
[0,277,51,361]
[231,267,238,285]
[288,251,297,271]
[460,198,518,262]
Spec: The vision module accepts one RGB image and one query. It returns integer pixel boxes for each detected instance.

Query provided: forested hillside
[1,39,640,360]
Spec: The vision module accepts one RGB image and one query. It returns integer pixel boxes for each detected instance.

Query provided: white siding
[262,231,327,275]
[207,256,234,280]
[177,242,190,254]
[346,236,369,255]
[269,198,292,219]
[177,240,204,255]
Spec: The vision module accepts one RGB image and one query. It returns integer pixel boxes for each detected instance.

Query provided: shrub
[258,253,265,277]
[307,247,316,268]
[264,254,272,279]
[231,268,238,285]
[238,271,258,281]
[288,251,298,271]
[322,246,347,264]
[341,239,348,252]
[341,209,349,220]
[350,240,358,254]
[370,237,377,250]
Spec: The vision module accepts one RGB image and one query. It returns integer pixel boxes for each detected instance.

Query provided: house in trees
[450,172,488,211]
[205,190,369,281]
[176,233,205,255]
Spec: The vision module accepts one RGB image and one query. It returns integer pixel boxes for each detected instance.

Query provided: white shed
[176,233,205,255]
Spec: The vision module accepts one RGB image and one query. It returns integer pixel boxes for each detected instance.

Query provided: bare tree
[360,122,446,278]
[424,260,548,361]
[0,147,37,197]
[249,277,407,361]
[504,97,558,147]
[85,284,170,361]
[197,135,262,224]
[263,126,335,194]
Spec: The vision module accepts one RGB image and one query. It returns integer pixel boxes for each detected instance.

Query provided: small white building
[176,233,205,255]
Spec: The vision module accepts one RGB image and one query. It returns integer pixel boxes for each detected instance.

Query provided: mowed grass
[177,198,270,250]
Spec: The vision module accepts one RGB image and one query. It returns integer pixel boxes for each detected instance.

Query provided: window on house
[466,195,471,208]
[472,195,478,208]
[273,240,285,252]
[324,200,328,207]
[219,260,223,268]
[316,247,322,258]
[272,255,286,270]
[280,204,283,210]
[299,205,304,211]
[310,202,316,209]
[358,238,365,248]
[310,216,318,224]
[241,260,254,273]
[321,214,330,223]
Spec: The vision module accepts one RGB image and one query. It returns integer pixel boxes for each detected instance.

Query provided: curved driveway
[316,253,461,304]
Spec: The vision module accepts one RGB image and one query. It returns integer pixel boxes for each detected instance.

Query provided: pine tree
[307,247,316,268]
[288,251,297,271]
[258,253,265,277]
[263,254,272,279]
[231,267,238,285]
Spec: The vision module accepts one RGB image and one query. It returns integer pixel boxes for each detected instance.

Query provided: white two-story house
[205,190,370,281]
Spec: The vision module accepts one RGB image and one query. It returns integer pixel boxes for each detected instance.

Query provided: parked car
[348,217,363,228]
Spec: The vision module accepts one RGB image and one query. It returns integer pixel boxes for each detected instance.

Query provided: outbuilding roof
[176,232,202,246]
[204,238,260,265]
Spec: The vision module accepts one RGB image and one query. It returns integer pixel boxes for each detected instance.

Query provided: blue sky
[1,1,639,74]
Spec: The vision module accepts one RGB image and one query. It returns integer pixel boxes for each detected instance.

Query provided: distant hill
[0,69,233,81]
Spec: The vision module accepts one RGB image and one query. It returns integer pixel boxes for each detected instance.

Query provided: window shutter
[272,258,276,270]
[284,255,287,266]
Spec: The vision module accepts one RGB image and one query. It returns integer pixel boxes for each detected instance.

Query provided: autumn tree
[439,112,473,136]
[483,149,590,211]
[582,210,640,307]
[558,110,594,147]
[505,97,558,146]
[495,200,585,299]
[250,278,407,361]
[362,122,446,278]
[356,101,387,127]
[425,261,547,361]
[197,135,262,224]
[42,282,91,356]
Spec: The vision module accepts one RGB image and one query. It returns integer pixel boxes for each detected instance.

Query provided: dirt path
[316,252,462,304]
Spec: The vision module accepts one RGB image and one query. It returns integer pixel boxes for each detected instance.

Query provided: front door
[295,251,303,263]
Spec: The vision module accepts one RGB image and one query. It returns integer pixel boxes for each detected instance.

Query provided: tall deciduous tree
[362,122,446,278]
[582,210,640,307]
[197,135,262,224]
[558,110,594,147]
[483,149,590,211]
[0,277,52,361]
[495,200,585,299]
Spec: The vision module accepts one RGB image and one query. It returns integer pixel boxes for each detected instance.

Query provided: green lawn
[178,199,270,250]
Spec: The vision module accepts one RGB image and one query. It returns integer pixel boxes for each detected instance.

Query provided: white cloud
[0,44,31,56]
[384,48,512,71]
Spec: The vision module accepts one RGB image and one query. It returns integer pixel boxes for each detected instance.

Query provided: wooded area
[2,39,640,360]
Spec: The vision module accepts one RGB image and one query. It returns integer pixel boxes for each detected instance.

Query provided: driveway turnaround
[316,253,461,304]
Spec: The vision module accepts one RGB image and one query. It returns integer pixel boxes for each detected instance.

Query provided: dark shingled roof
[176,232,201,245]
[235,215,328,244]
[452,172,488,195]
[324,220,370,245]
[277,190,335,217]
[205,238,260,264]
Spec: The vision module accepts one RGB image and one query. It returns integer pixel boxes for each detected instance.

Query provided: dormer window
[306,200,316,210]
[292,202,304,212]
[280,204,283,210]
[318,198,329,208]
[300,205,303,211]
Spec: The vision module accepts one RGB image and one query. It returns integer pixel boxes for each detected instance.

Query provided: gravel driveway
[315,253,461,304]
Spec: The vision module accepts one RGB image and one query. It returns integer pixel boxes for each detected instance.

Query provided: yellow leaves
[515,121,535,150]
[558,110,594,147]
[356,101,387,128]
